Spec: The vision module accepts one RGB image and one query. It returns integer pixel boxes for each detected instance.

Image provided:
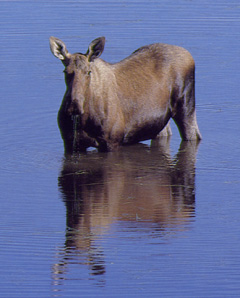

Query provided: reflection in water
[53,139,199,287]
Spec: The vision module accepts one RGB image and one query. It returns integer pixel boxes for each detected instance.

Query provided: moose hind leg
[175,110,202,141]
[172,82,202,141]
[158,121,172,137]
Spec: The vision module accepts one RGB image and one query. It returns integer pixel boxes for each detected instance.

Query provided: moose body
[50,36,201,152]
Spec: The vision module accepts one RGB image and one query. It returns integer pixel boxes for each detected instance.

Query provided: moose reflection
[53,139,199,283]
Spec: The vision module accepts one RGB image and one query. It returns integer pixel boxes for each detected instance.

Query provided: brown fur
[50,36,201,153]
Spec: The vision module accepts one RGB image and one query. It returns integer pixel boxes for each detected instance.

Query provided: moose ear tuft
[86,37,105,62]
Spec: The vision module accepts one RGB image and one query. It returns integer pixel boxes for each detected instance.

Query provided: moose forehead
[65,53,89,72]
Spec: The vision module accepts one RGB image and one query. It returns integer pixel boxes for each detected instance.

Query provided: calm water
[0,0,240,297]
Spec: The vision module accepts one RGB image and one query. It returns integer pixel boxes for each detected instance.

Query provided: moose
[50,36,201,152]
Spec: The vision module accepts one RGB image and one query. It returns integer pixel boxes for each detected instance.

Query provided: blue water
[0,1,240,297]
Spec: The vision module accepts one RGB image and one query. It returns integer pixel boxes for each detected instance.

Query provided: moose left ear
[86,37,105,62]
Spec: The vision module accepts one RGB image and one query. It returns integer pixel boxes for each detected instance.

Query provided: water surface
[0,1,240,297]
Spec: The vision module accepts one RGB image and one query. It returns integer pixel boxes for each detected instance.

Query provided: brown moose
[50,36,201,152]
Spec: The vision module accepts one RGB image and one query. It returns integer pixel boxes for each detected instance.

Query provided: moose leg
[158,121,172,137]
[172,79,202,141]
[174,110,201,141]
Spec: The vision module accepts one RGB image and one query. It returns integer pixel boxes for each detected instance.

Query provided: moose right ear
[86,37,106,62]
[49,36,70,61]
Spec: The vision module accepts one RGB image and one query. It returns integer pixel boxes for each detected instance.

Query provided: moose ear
[49,36,70,61]
[86,37,105,62]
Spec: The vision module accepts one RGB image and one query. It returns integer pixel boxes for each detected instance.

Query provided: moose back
[50,36,201,152]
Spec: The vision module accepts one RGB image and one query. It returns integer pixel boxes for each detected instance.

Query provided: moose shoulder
[50,36,201,153]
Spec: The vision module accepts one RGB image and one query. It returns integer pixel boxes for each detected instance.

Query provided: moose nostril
[67,100,80,115]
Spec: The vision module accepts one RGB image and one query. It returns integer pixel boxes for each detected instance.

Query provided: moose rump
[50,36,201,153]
